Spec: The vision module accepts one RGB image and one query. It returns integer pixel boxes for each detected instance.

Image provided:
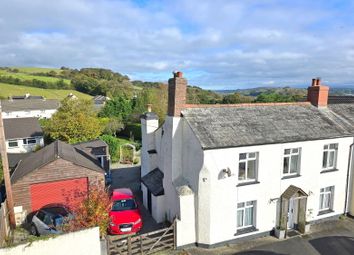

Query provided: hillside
[0,82,92,100]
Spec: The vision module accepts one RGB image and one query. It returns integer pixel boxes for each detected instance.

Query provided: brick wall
[12,158,104,214]
[168,72,187,117]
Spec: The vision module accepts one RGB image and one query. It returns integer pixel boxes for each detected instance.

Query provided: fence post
[140,235,143,255]
[173,219,177,249]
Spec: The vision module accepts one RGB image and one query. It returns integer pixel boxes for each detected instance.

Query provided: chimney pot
[173,71,183,78]
[312,78,316,87]
[147,104,152,113]
[315,78,321,86]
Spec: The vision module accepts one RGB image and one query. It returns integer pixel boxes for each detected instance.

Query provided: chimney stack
[168,71,187,117]
[307,78,329,107]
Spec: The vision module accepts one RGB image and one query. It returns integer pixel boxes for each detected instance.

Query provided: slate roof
[4,118,43,139]
[74,139,108,156]
[182,104,353,149]
[7,153,31,169]
[1,99,59,111]
[11,140,104,183]
[141,168,164,196]
[281,185,308,200]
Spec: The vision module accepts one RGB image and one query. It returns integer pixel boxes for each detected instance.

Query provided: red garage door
[30,178,88,211]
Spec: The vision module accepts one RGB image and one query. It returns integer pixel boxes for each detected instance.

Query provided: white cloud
[0,0,353,89]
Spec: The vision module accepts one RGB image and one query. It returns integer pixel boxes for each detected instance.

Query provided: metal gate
[107,220,176,255]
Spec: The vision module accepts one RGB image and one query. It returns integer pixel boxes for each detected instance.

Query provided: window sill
[281,174,301,180]
[237,181,260,187]
[318,209,334,216]
[320,168,339,174]
[235,226,258,236]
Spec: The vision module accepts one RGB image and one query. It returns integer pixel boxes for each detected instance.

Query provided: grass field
[0,69,71,84]
[0,82,92,100]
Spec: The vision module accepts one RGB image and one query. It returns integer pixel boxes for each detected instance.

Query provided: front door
[287,198,297,229]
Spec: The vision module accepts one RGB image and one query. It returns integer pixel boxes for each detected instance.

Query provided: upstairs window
[322,144,338,170]
[238,152,258,182]
[283,148,301,176]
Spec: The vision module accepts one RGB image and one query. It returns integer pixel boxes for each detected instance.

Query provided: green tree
[98,96,132,122]
[43,98,103,143]
[222,93,254,104]
[100,135,119,162]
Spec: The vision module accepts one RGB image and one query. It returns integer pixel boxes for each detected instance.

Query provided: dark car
[30,205,72,236]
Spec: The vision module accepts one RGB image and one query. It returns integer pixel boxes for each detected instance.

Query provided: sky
[0,0,354,89]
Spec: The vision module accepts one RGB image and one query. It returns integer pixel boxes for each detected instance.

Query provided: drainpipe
[344,140,354,215]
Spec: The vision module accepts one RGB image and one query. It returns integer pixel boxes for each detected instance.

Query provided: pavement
[184,217,354,255]
[109,165,166,234]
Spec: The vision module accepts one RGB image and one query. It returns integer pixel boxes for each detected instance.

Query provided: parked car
[30,205,72,236]
[109,188,143,235]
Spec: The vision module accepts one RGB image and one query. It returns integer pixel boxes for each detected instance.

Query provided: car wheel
[31,224,39,236]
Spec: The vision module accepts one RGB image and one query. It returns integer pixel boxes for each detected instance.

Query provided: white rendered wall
[140,118,159,178]
[176,191,196,247]
[2,109,57,119]
[0,227,101,255]
[201,137,352,245]
[152,194,165,223]
[142,184,148,210]
[6,136,44,153]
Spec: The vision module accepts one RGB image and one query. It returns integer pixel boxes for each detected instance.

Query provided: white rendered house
[4,118,44,153]
[1,99,59,119]
[141,73,354,248]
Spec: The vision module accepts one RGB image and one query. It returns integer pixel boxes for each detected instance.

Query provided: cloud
[0,0,353,89]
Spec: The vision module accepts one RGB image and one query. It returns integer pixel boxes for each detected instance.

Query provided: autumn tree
[43,98,103,143]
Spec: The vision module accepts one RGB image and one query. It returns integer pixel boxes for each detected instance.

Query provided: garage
[30,178,88,211]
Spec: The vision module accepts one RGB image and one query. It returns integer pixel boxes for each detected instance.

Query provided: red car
[109,188,143,235]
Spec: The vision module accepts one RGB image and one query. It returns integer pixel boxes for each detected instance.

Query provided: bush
[100,135,119,162]
[118,123,142,141]
[63,184,111,237]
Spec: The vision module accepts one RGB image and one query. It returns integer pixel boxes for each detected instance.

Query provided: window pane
[324,145,328,150]
[328,151,335,168]
[284,149,290,155]
[247,160,256,179]
[324,193,331,209]
[248,152,256,158]
[329,144,336,149]
[28,138,37,144]
[245,207,253,226]
[23,139,27,144]
[8,140,18,147]
[246,201,253,206]
[322,151,328,168]
[325,187,331,192]
[237,203,244,208]
[237,210,244,227]
[239,162,246,180]
[239,153,246,160]
[290,155,299,173]
[319,194,324,209]
[320,188,324,192]
[292,148,299,153]
[283,157,289,174]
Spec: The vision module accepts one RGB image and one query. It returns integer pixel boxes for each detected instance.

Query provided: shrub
[63,184,111,237]
[100,135,119,162]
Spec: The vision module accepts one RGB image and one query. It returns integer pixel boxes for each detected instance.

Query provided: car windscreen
[112,199,137,211]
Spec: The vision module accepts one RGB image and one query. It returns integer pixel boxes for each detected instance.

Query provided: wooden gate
[107,220,176,255]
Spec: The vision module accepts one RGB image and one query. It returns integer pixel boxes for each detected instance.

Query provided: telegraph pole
[0,102,16,228]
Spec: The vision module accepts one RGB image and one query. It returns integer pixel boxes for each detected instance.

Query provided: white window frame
[237,201,256,229]
[283,148,301,176]
[8,139,18,148]
[23,137,37,145]
[238,152,258,182]
[322,144,338,170]
[319,186,334,212]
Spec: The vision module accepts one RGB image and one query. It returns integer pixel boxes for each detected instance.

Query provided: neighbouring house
[141,72,354,248]
[0,98,59,119]
[93,95,110,109]
[74,139,111,181]
[11,140,105,223]
[4,118,44,153]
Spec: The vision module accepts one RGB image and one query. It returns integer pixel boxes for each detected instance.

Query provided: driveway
[110,166,165,234]
[185,218,354,255]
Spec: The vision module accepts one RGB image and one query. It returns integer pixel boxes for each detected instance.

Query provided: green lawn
[0,82,92,100]
[0,69,71,84]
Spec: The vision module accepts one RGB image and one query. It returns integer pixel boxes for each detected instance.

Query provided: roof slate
[11,140,104,183]
[4,118,43,139]
[182,104,353,149]
[1,99,59,111]
[141,168,164,196]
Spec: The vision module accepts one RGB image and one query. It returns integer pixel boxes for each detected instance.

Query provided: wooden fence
[107,220,176,255]
[0,201,10,247]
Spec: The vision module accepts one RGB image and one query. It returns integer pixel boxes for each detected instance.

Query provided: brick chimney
[307,78,329,107]
[168,71,187,117]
